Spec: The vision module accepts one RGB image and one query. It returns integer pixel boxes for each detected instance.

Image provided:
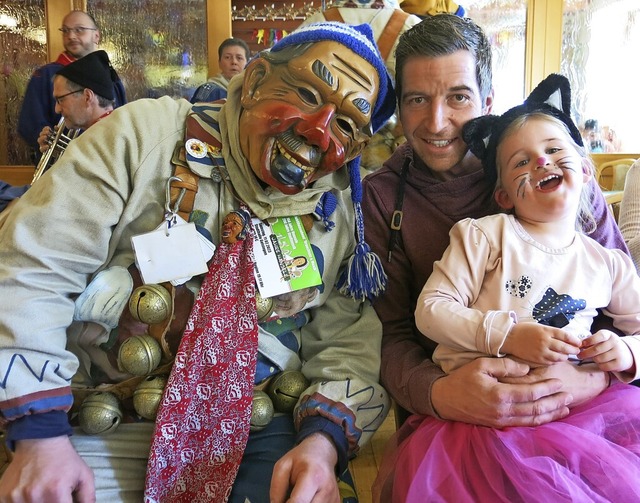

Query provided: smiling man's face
[238,41,378,195]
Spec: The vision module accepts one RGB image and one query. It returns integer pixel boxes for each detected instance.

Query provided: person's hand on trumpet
[37,125,55,153]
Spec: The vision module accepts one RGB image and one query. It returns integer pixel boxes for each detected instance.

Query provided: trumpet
[31,118,80,184]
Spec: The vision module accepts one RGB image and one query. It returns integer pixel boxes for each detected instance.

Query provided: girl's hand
[580,329,635,374]
[502,322,581,365]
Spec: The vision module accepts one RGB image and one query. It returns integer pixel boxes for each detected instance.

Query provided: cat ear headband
[462,73,584,185]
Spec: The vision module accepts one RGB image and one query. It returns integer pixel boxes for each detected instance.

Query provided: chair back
[596,158,637,191]
[595,157,637,221]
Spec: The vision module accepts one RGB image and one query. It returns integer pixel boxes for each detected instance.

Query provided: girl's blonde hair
[495,112,597,235]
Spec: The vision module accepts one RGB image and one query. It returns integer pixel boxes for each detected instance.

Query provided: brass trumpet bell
[32,118,80,184]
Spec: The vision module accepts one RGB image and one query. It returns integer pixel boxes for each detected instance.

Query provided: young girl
[374,74,640,502]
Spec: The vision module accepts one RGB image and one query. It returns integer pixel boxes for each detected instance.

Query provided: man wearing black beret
[36,50,122,154]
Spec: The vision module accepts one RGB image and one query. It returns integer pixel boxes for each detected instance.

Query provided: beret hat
[56,50,119,101]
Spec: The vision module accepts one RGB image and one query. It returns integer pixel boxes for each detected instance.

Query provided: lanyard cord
[387,155,411,263]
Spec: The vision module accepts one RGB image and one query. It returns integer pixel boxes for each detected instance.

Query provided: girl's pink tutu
[374,383,640,502]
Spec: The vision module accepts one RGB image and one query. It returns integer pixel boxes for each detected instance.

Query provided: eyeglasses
[59,26,97,36]
[54,89,84,105]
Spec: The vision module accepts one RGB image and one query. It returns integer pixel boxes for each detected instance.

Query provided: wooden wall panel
[231,1,312,55]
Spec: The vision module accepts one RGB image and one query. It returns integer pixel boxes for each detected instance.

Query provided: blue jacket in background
[189,81,227,104]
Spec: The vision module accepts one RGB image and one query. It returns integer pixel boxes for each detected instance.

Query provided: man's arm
[362,163,448,416]
[433,358,568,426]
[263,187,390,499]
[270,433,339,503]
[0,97,191,498]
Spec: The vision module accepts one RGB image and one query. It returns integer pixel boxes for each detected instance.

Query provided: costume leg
[72,415,358,503]
[229,415,359,503]
[71,423,153,503]
[230,414,296,503]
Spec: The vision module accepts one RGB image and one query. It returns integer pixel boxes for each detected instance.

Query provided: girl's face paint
[493,117,588,220]
[515,173,529,200]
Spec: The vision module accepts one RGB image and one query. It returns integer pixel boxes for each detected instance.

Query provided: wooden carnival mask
[238,39,379,195]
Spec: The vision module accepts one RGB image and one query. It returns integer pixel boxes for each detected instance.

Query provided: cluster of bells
[78,283,308,435]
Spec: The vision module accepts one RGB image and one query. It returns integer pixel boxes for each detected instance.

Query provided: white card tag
[131,219,211,285]
[169,216,216,286]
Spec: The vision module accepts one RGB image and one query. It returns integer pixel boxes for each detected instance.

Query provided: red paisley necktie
[144,230,258,502]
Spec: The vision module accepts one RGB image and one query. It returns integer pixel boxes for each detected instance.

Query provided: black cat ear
[525,73,572,117]
[462,114,501,163]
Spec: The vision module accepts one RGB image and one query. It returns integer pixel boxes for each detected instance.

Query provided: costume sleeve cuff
[5,411,73,450]
[296,415,349,475]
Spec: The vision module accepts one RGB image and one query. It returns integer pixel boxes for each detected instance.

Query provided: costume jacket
[362,143,630,416]
[17,52,127,153]
[0,77,388,468]
[416,213,640,378]
[189,74,230,104]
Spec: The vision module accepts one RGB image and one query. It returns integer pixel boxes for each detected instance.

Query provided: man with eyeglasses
[35,50,121,156]
[0,50,121,217]
[17,10,127,161]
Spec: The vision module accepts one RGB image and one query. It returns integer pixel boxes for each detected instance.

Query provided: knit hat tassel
[337,157,387,302]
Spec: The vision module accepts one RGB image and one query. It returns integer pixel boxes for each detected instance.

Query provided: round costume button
[186,138,207,159]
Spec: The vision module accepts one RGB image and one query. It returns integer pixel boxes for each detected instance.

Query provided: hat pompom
[336,232,388,302]
[336,157,387,302]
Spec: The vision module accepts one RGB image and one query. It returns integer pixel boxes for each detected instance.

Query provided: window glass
[87,0,208,101]
[0,0,46,165]
[562,0,640,152]
[466,0,528,114]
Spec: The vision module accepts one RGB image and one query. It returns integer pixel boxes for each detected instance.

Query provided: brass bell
[128,284,172,325]
[256,291,274,322]
[118,334,162,376]
[78,391,122,435]
[250,390,274,432]
[267,370,309,413]
[133,375,167,420]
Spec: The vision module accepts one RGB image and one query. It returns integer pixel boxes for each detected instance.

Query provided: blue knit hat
[270,22,396,135]
[271,22,396,302]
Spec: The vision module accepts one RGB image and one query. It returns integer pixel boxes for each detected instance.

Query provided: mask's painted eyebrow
[353,97,371,116]
[312,59,334,87]
[312,57,373,118]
